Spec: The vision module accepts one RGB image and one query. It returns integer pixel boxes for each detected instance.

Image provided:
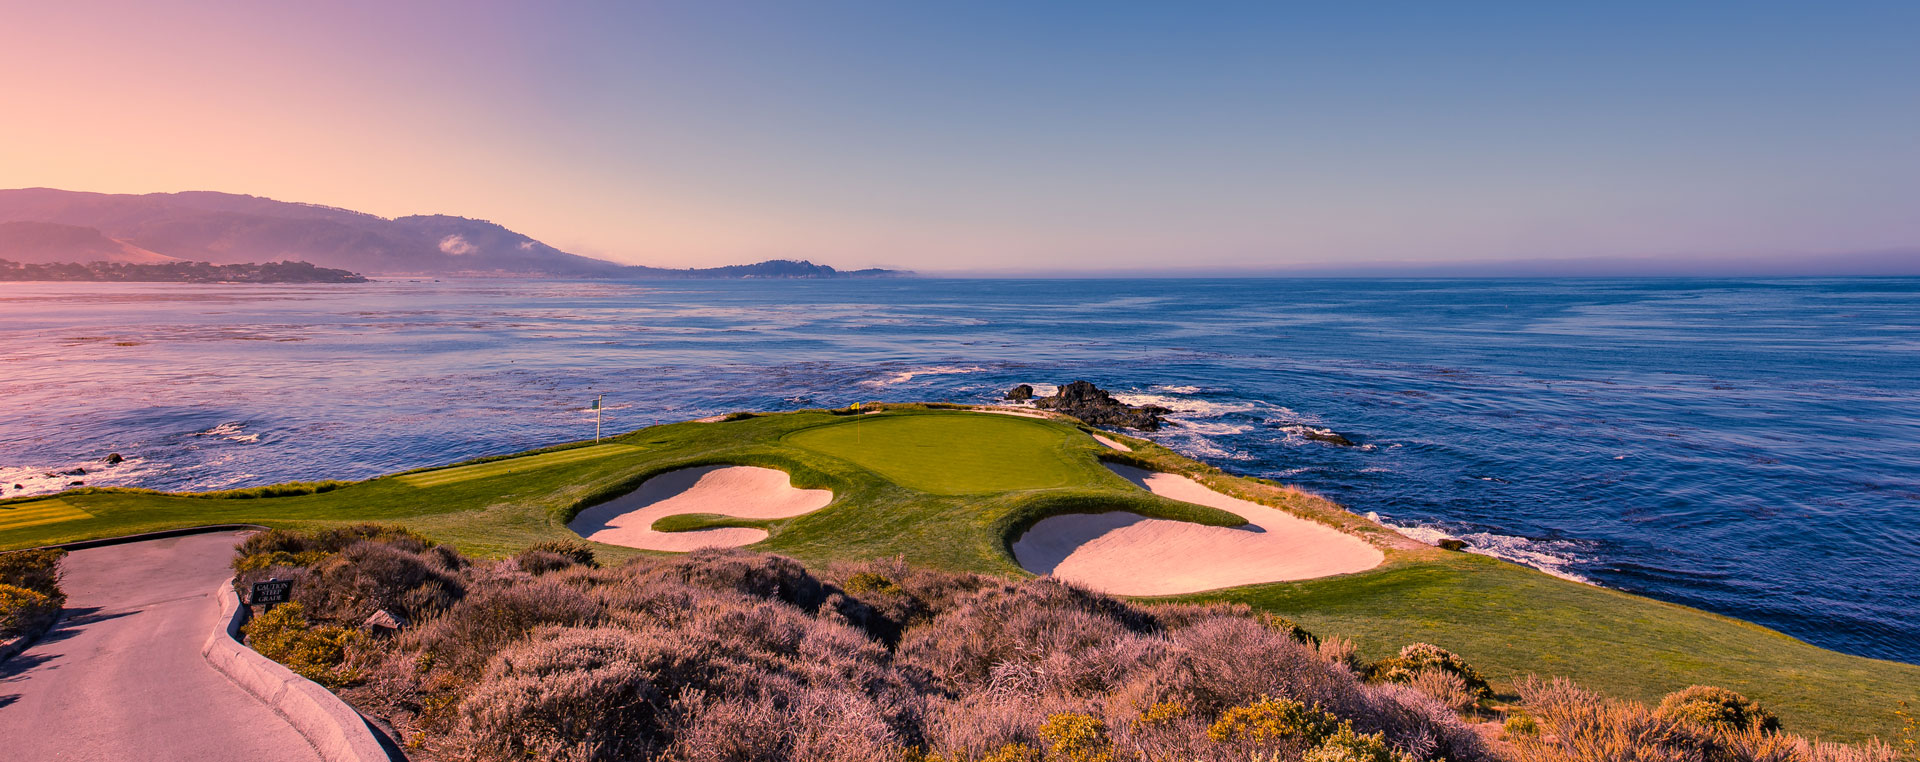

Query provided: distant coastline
[0,258,368,283]
[0,189,910,279]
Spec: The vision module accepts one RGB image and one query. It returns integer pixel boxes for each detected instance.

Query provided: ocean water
[3,277,1916,663]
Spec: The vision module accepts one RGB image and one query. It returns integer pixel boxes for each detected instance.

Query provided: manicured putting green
[0,499,92,531]
[396,443,645,488]
[783,413,1083,495]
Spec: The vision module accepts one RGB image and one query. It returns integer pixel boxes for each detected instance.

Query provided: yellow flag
[852,401,862,410]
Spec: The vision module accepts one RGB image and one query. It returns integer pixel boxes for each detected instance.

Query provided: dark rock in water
[1436,538,1469,551]
[69,480,85,486]
[64,467,87,476]
[1032,380,1172,430]
[1005,384,1035,401]
[1300,428,1356,447]
[104,453,124,465]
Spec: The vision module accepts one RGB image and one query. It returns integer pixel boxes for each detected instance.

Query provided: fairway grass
[2,405,1913,742]
[782,413,1088,494]
[396,443,645,488]
[0,498,92,531]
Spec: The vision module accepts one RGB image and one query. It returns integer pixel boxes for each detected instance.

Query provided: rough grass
[3,405,1916,742]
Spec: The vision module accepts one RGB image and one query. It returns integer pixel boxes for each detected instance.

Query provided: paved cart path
[0,531,322,761]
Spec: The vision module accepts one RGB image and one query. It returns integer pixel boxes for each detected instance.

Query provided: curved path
[0,531,323,762]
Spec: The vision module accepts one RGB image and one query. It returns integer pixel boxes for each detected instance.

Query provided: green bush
[845,571,904,596]
[1038,712,1113,762]
[1304,724,1410,762]
[1371,643,1492,700]
[0,548,66,602]
[240,602,361,687]
[1208,696,1343,747]
[1258,612,1321,647]
[191,480,351,499]
[0,583,60,637]
[1656,685,1781,733]
[233,549,332,572]
[523,539,598,568]
[1503,710,1540,737]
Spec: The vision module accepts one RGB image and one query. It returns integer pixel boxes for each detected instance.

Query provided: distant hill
[0,188,908,278]
[0,221,180,264]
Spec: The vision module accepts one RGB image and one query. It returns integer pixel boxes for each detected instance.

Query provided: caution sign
[249,578,293,606]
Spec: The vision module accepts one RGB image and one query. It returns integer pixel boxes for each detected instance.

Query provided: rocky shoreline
[1011,380,1172,430]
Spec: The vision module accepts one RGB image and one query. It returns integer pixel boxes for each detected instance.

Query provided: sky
[2,1,1917,273]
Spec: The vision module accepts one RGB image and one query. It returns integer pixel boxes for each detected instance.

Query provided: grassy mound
[2,405,1915,742]
[783,414,1088,494]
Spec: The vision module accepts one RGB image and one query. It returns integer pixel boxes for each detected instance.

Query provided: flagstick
[595,394,604,442]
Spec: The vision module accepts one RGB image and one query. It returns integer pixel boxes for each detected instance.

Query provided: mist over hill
[0,188,906,279]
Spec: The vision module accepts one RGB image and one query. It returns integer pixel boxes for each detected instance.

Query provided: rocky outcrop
[1032,380,1171,430]
[1005,384,1035,401]
[1299,428,1356,447]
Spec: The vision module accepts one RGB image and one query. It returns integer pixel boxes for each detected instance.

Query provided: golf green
[783,412,1086,495]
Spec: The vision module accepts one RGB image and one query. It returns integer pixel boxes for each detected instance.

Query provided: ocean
[3,277,1916,663]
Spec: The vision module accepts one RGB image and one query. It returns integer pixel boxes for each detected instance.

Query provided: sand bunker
[974,406,1052,419]
[1091,433,1130,451]
[570,465,833,551]
[1013,464,1383,595]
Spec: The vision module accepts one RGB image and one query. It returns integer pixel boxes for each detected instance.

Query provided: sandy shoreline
[568,465,832,551]
[1013,463,1383,595]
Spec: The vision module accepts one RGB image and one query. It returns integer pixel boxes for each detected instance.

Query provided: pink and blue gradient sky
[2,1,1916,272]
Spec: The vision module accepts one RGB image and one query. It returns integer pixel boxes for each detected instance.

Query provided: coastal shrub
[296,540,464,622]
[405,577,602,678]
[1258,612,1322,647]
[0,548,66,601]
[1511,677,1896,762]
[235,523,432,559]
[1503,710,1539,737]
[1656,685,1781,733]
[523,538,598,567]
[1304,724,1412,762]
[235,533,1509,762]
[1208,696,1343,749]
[241,602,361,687]
[899,579,1157,693]
[513,549,576,575]
[234,549,332,572]
[1406,668,1479,715]
[1038,712,1115,762]
[0,583,60,637]
[447,626,671,762]
[1317,636,1369,676]
[844,570,904,596]
[191,480,352,499]
[634,549,830,612]
[1370,643,1492,700]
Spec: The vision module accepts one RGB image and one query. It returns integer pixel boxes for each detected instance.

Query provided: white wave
[1153,384,1203,394]
[191,422,260,443]
[1173,419,1253,437]
[0,456,159,499]
[1368,512,1592,583]
[858,365,988,388]
[1112,392,1266,418]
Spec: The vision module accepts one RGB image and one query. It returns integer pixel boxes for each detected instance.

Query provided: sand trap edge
[568,465,833,552]
[1011,464,1384,596]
